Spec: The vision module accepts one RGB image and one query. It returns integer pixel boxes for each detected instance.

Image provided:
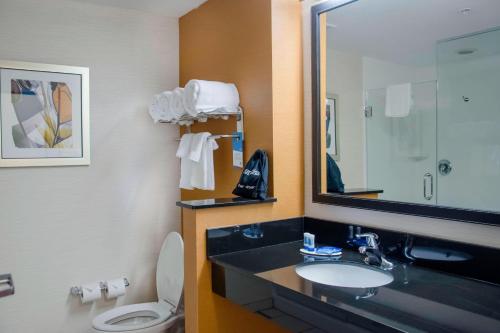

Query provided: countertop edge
[176,197,277,209]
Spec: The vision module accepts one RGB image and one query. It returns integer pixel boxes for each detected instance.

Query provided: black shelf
[176,197,277,210]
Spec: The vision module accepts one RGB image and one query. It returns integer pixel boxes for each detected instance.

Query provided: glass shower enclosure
[366,27,500,212]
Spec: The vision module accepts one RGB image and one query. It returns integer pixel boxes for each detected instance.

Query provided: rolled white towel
[149,91,175,123]
[170,87,187,119]
[148,94,162,123]
[158,91,174,121]
[183,79,240,116]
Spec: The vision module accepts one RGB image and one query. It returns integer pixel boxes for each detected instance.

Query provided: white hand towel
[176,132,218,190]
[183,79,240,116]
[176,133,194,189]
[170,87,187,119]
[189,132,212,162]
[385,83,412,117]
[189,133,218,191]
[200,137,218,190]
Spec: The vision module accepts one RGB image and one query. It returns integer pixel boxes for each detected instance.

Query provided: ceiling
[70,0,208,18]
[326,0,500,67]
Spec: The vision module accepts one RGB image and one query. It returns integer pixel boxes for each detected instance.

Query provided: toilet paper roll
[104,278,126,299]
[80,282,102,304]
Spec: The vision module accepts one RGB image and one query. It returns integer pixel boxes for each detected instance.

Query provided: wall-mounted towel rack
[175,134,240,141]
[158,107,243,124]
[164,107,245,168]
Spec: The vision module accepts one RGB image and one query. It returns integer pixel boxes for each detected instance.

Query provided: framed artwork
[0,60,89,167]
[326,94,339,160]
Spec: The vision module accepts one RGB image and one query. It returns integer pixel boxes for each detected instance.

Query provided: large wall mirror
[312,0,500,225]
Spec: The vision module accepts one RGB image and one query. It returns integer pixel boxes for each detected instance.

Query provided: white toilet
[93,232,184,333]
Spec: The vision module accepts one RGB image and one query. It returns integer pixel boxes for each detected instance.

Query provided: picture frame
[0,60,89,167]
[326,94,339,160]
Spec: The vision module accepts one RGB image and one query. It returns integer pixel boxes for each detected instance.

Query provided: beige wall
[302,0,500,249]
[0,1,180,332]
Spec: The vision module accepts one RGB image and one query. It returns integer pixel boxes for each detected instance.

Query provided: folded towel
[176,132,218,190]
[176,133,195,190]
[170,87,187,119]
[189,132,212,162]
[385,83,412,117]
[189,132,218,190]
[183,79,240,116]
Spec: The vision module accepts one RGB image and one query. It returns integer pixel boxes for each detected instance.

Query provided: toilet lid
[156,232,184,307]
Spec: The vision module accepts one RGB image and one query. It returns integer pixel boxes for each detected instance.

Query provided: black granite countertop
[210,241,500,333]
[176,197,277,209]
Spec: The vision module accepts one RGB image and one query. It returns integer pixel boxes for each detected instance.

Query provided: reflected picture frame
[0,60,90,167]
[326,93,339,161]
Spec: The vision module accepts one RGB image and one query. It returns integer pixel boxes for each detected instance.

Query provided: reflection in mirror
[317,0,500,213]
[326,94,339,160]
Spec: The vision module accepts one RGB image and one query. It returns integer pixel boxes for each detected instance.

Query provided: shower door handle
[423,173,433,200]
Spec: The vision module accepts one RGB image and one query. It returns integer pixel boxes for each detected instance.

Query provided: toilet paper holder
[70,278,130,297]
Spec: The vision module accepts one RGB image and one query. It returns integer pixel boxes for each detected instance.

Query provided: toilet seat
[93,301,175,332]
[92,232,184,333]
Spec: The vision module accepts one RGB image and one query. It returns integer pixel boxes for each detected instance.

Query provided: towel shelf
[158,107,243,124]
[165,107,245,168]
[175,134,240,141]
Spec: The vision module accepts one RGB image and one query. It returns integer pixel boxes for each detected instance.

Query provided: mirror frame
[311,0,500,226]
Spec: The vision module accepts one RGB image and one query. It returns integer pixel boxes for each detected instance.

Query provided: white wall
[0,1,180,332]
[436,30,500,212]
[326,48,365,188]
[362,57,436,91]
[325,50,437,192]
[303,0,500,249]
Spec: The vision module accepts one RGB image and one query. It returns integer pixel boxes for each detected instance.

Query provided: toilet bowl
[93,232,184,333]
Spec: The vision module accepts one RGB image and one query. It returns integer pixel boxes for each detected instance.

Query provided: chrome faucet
[355,233,394,270]
[403,234,416,261]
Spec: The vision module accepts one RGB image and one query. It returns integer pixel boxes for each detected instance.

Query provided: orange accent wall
[183,205,292,333]
[271,0,305,214]
[179,0,274,200]
[179,0,304,332]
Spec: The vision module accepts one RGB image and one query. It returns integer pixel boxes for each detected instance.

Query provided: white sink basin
[295,262,394,288]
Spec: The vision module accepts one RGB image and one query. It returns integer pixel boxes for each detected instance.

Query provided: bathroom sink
[295,262,394,288]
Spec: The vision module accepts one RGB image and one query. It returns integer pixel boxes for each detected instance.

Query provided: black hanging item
[327,154,345,193]
[232,149,269,200]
